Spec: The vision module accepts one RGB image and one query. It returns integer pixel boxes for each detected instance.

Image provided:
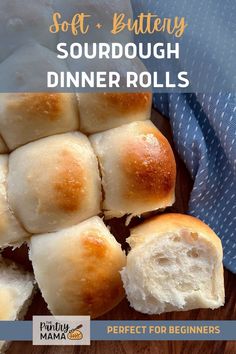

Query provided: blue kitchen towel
[130,0,236,272]
[153,93,236,273]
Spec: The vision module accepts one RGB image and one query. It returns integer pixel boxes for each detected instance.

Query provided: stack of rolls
[0,89,225,321]
[0,2,224,336]
[0,87,178,315]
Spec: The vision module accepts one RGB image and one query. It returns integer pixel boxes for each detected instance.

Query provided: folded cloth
[131,0,236,272]
[153,93,236,273]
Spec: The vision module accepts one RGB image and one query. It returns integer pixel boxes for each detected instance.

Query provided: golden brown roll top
[90,120,176,219]
[0,155,30,248]
[8,132,101,234]
[0,93,79,150]
[128,213,223,252]
[29,216,126,318]
[0,91,152,149]
[77,92,152,134]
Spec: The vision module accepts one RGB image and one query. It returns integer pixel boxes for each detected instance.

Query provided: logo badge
[67,324,83,340]
[33,316,90,345]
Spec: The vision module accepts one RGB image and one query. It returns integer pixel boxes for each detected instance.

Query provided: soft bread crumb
[121,227,224,314]
[0,257,35,353]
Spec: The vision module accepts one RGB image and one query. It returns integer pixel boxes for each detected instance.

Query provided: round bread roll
[90,121,176,219]
[29,216,126,318]
[0,136,8,154]
[0,155,30,248]
[0,93,79,150]
[73,54,152,134]
[77,92,152,134]
[8,132,101,234]
[121,213,225,314]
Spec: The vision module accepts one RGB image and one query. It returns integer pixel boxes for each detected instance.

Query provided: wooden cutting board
[3,110,236,354]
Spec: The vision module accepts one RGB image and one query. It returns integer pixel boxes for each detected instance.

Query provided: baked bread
[77,92,152,134]
[0,155,30,248]
[121,213,225,314]
[0,257,35,353]
[72,52,152,134]
[90,121,176,219]
[29,216,126,318]
[8,132,101,234]
[0,93,79,150]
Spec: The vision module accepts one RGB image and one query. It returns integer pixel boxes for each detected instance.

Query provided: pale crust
[128,213,223,258]
[30,217,126,319]
[25,144,88,216]
[8,133,101,233]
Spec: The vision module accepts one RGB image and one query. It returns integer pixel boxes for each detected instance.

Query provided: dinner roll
[77,92,152,134]
[8,133,101,234]
[29,216,126,318]
[90,121,176,219]
[0,155,30,248]
[0,136,8,154]
[121,213,225,314]
[0,257,34,353]
[73,53,152,134]
[0,93,79,150]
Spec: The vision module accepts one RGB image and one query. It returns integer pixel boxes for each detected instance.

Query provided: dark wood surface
[3,111,236,353]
